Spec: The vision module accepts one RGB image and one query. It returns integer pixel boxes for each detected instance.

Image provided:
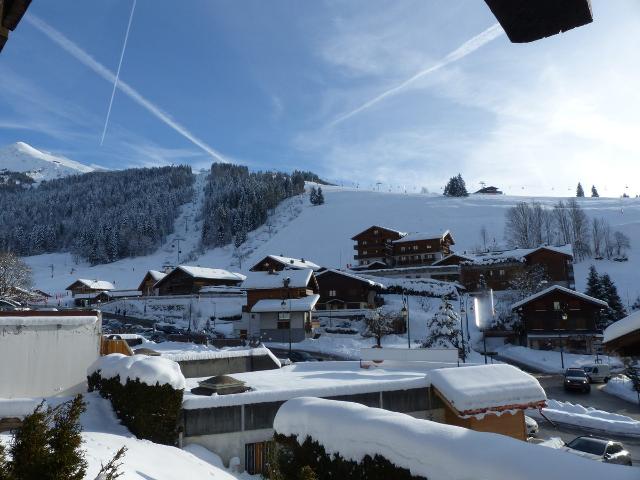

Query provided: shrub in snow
[88,354,185,445]
[363,309,399,347]
[270,434,425,480]
[0,395,87,480]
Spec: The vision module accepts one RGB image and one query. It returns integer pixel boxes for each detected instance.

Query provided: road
[536,421,640,467]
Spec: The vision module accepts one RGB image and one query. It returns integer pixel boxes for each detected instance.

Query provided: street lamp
[401,291,410,349]
[559,306,568,370]
[282,277,292,355]
[459,301,467,364]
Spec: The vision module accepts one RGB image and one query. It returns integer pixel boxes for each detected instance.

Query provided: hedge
[88,371,183,445]
[271,434,427,480]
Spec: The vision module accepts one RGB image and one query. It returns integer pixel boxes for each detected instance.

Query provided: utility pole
[49,264,55,278]
[173,236,186,264]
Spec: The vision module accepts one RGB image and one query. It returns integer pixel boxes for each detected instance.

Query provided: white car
[525,415,538,437]
[582,364,611,383]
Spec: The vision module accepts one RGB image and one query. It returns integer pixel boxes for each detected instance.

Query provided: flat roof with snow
[182,361,430,409]
[0,310,100,327]
[429,364,546,416]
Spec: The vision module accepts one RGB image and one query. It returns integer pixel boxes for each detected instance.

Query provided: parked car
[564,368,591,393]
[288,351,319,363]
[524,415,538,437]
[582,364,611,383]
[563,436,632,466]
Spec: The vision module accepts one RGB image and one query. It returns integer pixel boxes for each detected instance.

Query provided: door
[245,441,272,475]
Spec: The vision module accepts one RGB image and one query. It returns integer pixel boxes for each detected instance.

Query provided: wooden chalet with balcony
[351,225,406,267]
[511,285,608,354]
[391,231,454,267]
[66,279,115,306]
[154,266,246,296]
[315,269,384,311]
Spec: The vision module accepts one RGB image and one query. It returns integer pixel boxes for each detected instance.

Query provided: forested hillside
[0,166,193,264]
[201,164,306,248]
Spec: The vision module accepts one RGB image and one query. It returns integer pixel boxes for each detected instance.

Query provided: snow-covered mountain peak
[0,141,95,182]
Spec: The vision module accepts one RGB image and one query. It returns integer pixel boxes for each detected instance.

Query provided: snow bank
[0,398,43,418]
[273,397,636,480]
[529,399,640,437]
[496,345,622,374]
[88,354,186,390]
[604,310,640,344]
[603,375,640,404]
[429,364,546,415]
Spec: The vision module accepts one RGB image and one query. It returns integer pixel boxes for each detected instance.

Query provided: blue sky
[1,0,639,196]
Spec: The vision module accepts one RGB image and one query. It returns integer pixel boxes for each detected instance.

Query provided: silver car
[564,436,632,466]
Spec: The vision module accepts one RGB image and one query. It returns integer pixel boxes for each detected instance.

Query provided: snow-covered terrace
[182,361,431,409]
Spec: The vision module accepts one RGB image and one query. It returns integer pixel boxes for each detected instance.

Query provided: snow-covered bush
[88,354,185,445]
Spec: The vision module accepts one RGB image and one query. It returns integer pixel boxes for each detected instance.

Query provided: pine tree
[315,187,325,205]
[600,273,626,325]
[9,402,53,479]
[576,182,585,197]
[309,186,318,205]
[632,296,640,312]
[585,265,603,300]
[443,174,468,197]
[423,297,468,353]
[48,395,87,480]
[591,185,599,198]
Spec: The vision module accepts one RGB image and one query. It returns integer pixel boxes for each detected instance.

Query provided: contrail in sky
[100,0,137,146]
[25,13,227,162]
[328,23,505,128]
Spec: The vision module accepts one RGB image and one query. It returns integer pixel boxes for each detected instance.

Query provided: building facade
[155,266,245,296]
[351,226,405,266]
[390,231,455,267]
[315,269,384,311]
[512,285,608,354]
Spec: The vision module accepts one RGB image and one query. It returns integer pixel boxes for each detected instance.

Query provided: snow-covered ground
[603,375,640,405]
[528,399,640,437]
[0,393,255,479]
[495,345,623,374]
[25,186,640,309]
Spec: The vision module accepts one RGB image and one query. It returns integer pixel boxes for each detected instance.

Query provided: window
[426,245,432,249]
[329,289,336,297]
[413,245,419,251]
[499,269,505,277]
[278,312,290,320]
[400,246,406,252]
[553,301,561,311]
[374,229,379,235]
[277,320,290,329]
[362,250,368,255]
[239,329,247,339]
[362,240,367,245]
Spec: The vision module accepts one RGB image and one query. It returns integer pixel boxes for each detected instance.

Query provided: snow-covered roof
[392,230,453,244]
[67,278,115,291]
[458,245,574,266]
[429,364,546,415]
[272,397,636,480]
[251,294,320,313]
[242,269,314,289]
[147,270,167,282]
[351,225,407,240]
[262,255,321,271]
[511,285,608,310]
[176,265,246,282]
[0,314,99,327]
[155,343,280,366]
[88,353,186,390]
[183,361,429,409]
[604,310,640,344]
[317,269,385,288]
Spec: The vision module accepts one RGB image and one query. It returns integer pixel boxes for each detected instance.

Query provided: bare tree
[363,309,395,347]
[541,208,555,245]
[553,201,572,246]
[567,199,591,260]
[591,217,607,258]
[613,231,631,258]
[505,202,534,248]
[0,251,32,301]
[479,226,488,252]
